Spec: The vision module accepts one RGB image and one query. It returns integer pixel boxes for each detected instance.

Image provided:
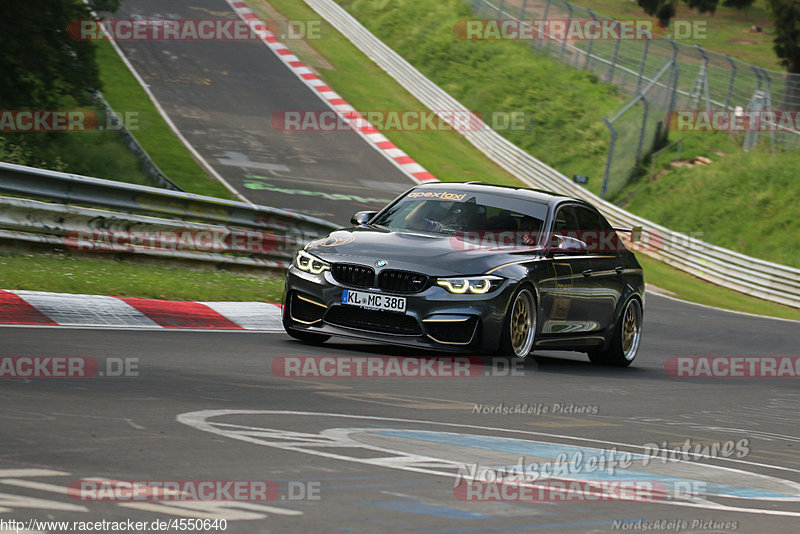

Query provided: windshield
[372,189,548,244]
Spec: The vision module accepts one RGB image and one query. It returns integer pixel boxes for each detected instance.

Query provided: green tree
[0,0,120,109]
[637,0,800,75]
[768,0,800,73]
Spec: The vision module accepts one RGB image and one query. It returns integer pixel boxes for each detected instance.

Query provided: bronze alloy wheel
[621,298,643,361]
[588,297,643,367]
[509,288,537,358]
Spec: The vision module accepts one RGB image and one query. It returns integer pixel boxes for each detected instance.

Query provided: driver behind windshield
[405,200,483,233]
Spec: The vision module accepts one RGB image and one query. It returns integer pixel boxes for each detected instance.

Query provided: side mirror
[351,211,377,226]
[549,234,588,256]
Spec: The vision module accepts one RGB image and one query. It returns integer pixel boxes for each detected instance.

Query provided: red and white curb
[0,290,283,331]
[225,0,437,184]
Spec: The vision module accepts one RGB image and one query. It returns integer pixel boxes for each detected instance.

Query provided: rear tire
[588,297,642,367]
[499,286,537,359]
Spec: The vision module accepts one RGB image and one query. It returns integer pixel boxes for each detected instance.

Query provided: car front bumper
[282,266,514,353]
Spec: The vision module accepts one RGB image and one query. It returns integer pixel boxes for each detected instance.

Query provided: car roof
[412,181,585,206]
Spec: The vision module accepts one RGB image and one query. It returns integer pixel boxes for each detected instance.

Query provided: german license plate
[341,289,406,313]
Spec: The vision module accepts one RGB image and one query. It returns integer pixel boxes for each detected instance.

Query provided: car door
[574,205,624,331]
[539,204,596,335]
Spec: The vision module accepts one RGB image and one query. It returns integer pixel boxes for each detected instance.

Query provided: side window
[575,206,620,254]
[574,206,601,233]
[553,206,578,233]
[597,212,614,232]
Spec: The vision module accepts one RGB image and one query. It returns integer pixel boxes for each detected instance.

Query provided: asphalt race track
[106,0,415,223]
[1,293,800,533]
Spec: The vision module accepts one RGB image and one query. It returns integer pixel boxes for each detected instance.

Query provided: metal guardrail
[0,162,338,269]
[307,0,800,309]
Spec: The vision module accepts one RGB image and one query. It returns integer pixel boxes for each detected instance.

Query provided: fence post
[724,55,737,110]
[665,60,680,130]
[667,36,678,62]
[743,90,764,151]
[519,0,528,19]
[760,67,777,147]
[664,37,680,108]
[688,45,710,110]
[601,118,617,199]
[636,35,650,94]
[538,0,551,51]
[584,10,598,71]
[560,2,573,60]
[636,93,649,163]
[606,24,621,83]
[744,66,764,151]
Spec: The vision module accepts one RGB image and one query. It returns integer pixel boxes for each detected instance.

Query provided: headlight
[436,276,503,294]
[295,250,330,275]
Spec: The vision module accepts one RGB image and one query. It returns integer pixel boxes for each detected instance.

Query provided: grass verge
[622,137,800,268]
[0,252,284,302]
[94,40,235,199]
[570,0,783,71]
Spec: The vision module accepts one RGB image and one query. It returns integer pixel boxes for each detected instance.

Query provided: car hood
[304,227,544,276]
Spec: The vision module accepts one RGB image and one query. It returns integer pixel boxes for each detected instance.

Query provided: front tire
[588,297,642,367]
[499,286,537,359]
[284,327,331,345]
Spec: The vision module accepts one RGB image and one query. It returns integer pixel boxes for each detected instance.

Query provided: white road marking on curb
[200,302,283,331]
[9,291,159,327]
[224,0,436,184]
